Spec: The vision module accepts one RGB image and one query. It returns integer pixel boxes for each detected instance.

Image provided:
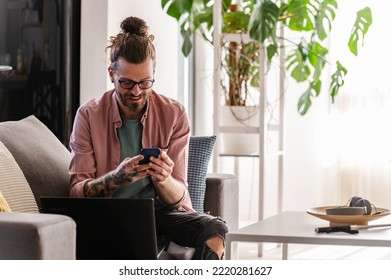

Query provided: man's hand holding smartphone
[139,148,160,164]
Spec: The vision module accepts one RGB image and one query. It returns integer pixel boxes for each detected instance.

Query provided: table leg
[231,242,238,259]
[224,239,238,260]
[226,239,231,260]
[282,243,288,260]
[257,242,263,257]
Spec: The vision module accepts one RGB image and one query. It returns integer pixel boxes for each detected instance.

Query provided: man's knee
[202,242,222,260]
[205,216,228,237]
[202,217,228,260]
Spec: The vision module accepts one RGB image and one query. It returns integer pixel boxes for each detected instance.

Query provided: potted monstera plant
[161,0,372,115]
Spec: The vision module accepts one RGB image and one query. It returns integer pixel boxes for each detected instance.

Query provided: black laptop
[40,197,158,260]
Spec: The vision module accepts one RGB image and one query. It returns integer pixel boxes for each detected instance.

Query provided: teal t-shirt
[111,117,156,199]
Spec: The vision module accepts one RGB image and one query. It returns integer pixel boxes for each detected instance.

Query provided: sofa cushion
[0,116,71,208]
[187,135,216,213]
[0,141,38,212]
[0,190,11,212]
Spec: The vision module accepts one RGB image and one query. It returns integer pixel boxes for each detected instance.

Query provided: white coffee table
[225,211,391,260]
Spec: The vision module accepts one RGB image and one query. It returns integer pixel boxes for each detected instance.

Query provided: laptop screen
[40,197,158,260]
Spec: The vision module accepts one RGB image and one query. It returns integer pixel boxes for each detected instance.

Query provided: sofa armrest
[204,173,239,231]
[0,212,76,260]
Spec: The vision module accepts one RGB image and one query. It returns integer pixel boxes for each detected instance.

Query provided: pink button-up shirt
[69,89,193,211]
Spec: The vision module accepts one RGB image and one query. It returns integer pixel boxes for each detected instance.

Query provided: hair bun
[120,16,148,37]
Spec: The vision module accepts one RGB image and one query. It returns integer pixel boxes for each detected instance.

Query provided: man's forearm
[83,172,116,197]
[154,176,186,207]
[82,163,146,197]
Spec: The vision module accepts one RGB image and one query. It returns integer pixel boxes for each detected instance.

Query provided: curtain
[320,89,391,208]
[319,0,391,209]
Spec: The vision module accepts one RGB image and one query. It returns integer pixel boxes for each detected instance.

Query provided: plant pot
[220,106,260,155]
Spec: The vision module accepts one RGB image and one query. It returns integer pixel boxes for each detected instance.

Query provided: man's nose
[131,84,142,95]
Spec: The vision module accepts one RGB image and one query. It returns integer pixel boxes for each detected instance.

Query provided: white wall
[194,36,214,136]
[80,0,109,105]
[80,0,179,105]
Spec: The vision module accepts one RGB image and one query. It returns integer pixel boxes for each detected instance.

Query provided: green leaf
[284,0,314,31]
[248,0,279,43]
[286,45,311,82]
[161,0,193,20]
[298,39,308,61]
[308,42,328,67]
[315,0,337,40]
[297,79,321,115]
[348,7,372,56]
[161,0,169,9]
[329,61,348,102]
[308,41,328,80]
[181,29,193,57]
[162,0,214,57]
[266,43,278,67]
[193,7,213,31]
[311,79,322,97]
[297,87,312,115]
[191,1,214,44]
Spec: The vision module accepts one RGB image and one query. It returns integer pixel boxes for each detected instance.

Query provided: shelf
[212,1,285,258]
[219,126,260,134]
[213,1,285,236]
[219,150,284,158]
[219,124,280,134]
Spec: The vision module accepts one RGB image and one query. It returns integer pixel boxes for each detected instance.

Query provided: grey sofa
[0,115,239,259]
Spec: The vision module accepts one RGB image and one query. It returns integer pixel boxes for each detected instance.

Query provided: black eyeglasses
[115,71,155,90]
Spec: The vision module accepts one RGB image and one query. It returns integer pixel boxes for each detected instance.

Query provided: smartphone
[139,148,160,164]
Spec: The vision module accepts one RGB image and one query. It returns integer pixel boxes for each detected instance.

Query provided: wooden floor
[237,242,391,260]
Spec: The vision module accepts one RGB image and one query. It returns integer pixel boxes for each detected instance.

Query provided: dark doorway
[0,0,80,145]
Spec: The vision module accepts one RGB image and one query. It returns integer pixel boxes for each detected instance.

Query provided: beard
[116,90,150,117]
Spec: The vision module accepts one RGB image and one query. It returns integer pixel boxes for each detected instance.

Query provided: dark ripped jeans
[154,208,228,260]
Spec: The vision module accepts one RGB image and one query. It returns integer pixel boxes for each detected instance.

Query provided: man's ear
[108,66,114,82]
